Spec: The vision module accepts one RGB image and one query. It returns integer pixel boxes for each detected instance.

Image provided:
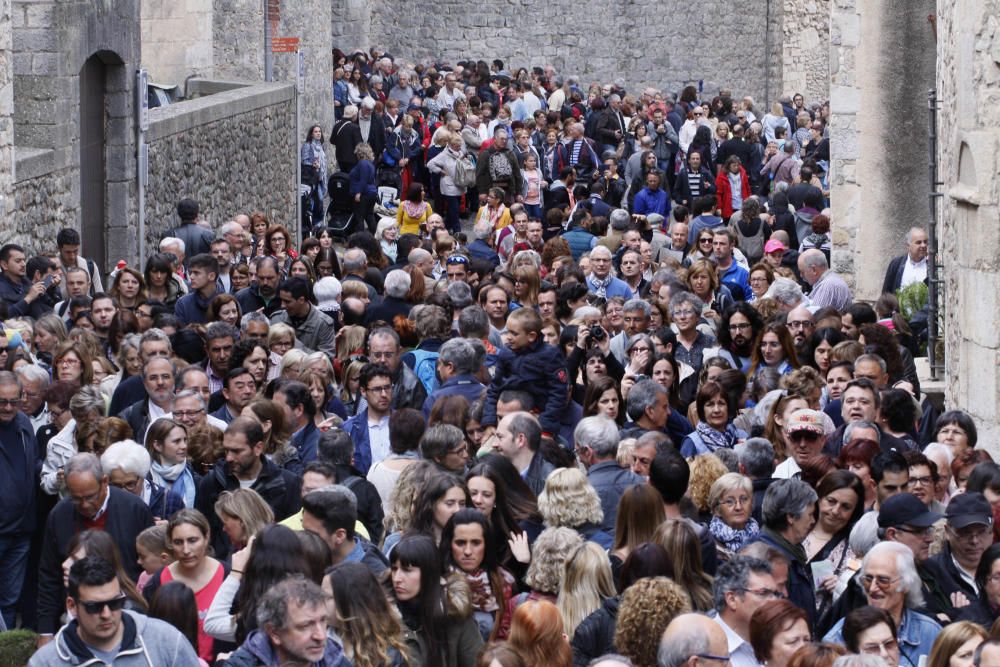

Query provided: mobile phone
[43,275,54,288]
[633,374,648,382]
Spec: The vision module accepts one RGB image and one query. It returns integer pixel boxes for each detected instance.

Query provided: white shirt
[714,615,763,667]
[952,555,978,595]
[900,255,927,289]
[368,413,391,466]
[774,457,802,479]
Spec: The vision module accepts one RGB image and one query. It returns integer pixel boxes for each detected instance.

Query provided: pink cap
[764,239,787,254]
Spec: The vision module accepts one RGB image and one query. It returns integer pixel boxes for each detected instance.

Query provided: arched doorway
[79,51,125,273]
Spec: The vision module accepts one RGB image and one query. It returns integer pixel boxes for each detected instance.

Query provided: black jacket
[882,255,908,296]
[235,285,282,318]
[922,542,978,616]
[334,463,385,545]
[331,119,363,172]
[164,222,214,265]
[365,295,413,326]
[37,487,154,633]
[196,457,302,559]
[0,413,38,535]
[118,399,155,442]
[571,595,619,667]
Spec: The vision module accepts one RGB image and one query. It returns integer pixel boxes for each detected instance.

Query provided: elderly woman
[933,410,978,458]
[708,472,759,558]
[749,262,775,302]
[670,291,716,377]
[680,380,748,457]
[374,217,399,263]
[40,385,106,495]
[754,478,819,627]
[100,439,184,521]
[823,542,943,667]
[538,467,613,549]
[349,142,379,234]
[426,131,468,235]
[100,332,142,398]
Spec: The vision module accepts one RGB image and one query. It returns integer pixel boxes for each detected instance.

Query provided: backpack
[453,154,476,187]
[733,216,768,265]
[408,349,439,394]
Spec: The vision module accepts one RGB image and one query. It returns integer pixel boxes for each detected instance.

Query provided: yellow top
[396,201,433,235]
[280,510,370,541]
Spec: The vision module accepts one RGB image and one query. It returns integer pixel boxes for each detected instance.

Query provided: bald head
[658,614,728,667]
[787,304,814,345]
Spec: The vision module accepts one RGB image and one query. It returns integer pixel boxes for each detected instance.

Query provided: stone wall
[9,149,76,252]
[141,0,213,89]
[144,82,298,250]
[829,0,935,299]
[212,0,264,82]
[937,0,1000,447]
[0,0,12,221]
[363,0,784,103]
[781,0,830,104]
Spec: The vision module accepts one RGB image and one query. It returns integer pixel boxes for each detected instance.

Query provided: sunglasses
[78,593,127,615]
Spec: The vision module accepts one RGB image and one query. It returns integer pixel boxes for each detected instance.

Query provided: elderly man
[117,357,175,438]
[574,415,643,534]
[658,613,730,667]
[621,379,692,449]
[37,454,154,639]
[774,409,834,479]
[767,277,810,313]
[475,127,523,205]
[610,298,651,365]
[221,220,249,265]
[422,338,485,417]
[824,541,943,666]
[558,122,600,181]
[341,248,379,303]
[713,556,781,667]
[366,269,412,324]
[587,246,634,300]
[798,249,851,312]
[366,327,426,411]
[923,492,994,614]
[883,227,929,295]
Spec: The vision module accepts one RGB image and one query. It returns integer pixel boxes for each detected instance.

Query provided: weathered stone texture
[141,0,214,88]
[9,162,76,252]
[144,83,298,251]
[0,0,13,217]
[782,0,830,103]
[362,0,784,104]
[212,0,264,82]
[938,0,1000,450]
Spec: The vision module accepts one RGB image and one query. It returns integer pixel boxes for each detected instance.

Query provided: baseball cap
[764,239,787,254]
[946,492,994,529]
[878,492,942,529]
[785,409,833,436]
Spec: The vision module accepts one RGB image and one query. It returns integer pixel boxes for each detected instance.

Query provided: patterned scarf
[589,274,612,299]
[695,421,738,452]
[150,460,194,508]
[709,515,760,553]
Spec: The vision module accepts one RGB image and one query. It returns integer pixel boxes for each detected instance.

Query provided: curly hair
[537,467,603,529]
[384,460,438,535]
[687,454,729,514]
[523,527,583,594]
[780,366,824,406]
[614,577,692,667]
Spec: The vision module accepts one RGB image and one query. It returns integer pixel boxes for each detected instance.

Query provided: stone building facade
[936,0,1000,444]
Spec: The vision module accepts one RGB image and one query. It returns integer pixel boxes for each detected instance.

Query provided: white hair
[100,440,151,478]
[862,541,924,610]
[159,236,185,254]
[574,416,620,458]
[384,269,412,299]
[766,277,804,306]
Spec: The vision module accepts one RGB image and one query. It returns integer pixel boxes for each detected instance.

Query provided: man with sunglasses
[36,453,153,646]
[30,555,198,665]
[774,408,834,479]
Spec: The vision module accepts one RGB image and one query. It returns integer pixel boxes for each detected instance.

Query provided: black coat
[571,595,619,667]
[37,487,154,633]
[0,413,38,535]
[196,457,302,559]
[331,119,363,173]
[334,463,386,545]
[882,255,908,295]
[164,222,214,265]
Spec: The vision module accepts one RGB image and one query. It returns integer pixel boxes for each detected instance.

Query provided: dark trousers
[445,195,462,234]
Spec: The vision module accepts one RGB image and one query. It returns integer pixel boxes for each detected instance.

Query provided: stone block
[12,27,56,52]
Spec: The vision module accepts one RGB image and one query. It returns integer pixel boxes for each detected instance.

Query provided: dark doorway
[79,54,109,272]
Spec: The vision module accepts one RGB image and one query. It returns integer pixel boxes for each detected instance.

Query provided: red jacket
[715,167,752,219]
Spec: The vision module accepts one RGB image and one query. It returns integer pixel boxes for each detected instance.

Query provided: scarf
[151,460,194,508]
[487,203,507,229]
[589,274,612,299]
[452,566,499,613]
[762,526,809,566]
[694,421,738,452]
[709,515,760,553]
[401,200,428,220]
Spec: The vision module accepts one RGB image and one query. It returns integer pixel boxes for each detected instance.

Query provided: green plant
[896,282,929,320]
[0,629,38,667]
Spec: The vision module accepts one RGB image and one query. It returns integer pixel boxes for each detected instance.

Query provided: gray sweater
[29,610,201,667]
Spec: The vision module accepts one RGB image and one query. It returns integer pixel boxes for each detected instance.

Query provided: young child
[520,153,545,220]
[136,524,173,593]
[482,308,569,437]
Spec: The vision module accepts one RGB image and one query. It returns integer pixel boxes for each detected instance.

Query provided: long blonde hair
[653,519,714,611]
[556,541,616,637]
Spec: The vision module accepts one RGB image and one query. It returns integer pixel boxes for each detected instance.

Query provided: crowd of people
[0,48,985,667]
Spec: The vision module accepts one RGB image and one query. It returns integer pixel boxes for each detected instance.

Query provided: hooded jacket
[222,630,350,667]
[29,610,201,667]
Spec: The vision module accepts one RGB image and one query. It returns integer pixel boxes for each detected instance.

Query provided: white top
[901,256,928,289]
[715,615,763,667]
[774,456,802,480]
[368,414,391,466]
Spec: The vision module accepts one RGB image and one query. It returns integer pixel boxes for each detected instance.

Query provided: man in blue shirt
[632,170,671,222]
[585,246,634,300]
[714,228,751,301]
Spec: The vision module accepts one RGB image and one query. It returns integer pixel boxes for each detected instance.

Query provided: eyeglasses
[699,238,713,244]
[719,496,751,508]
[369,351,397,361]
[738,587,785,599]
[860,638,898,655]
[70,487,104,506]
[860,574,901,589]
[950,525,992,541]
[894,525,933,537]
[788,431,822,441]
[173,409,205,418]
[77,593,128,615]
[0,398,21,407]
[366,384,393,394]
[908,476,934,487]
[787,320,813,330]
[694,654,729,664]
[113,477,142,493]
[728,323,752,331]
[57,358,81,367]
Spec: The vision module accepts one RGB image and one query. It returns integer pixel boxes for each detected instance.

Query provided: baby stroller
[325,171,355,238]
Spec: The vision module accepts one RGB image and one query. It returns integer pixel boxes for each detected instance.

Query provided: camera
[589,325,606,342]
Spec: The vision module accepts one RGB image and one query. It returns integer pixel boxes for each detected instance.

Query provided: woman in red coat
[716,155,753,220]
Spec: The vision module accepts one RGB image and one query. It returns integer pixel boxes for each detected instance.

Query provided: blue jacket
[587,460,644,534]
[824,608,941,667]
[562,227,598,261]
[633,187,671,218]
[679,424,749,458]
[343,408,374,475]
[291,420,320,464]
[585,275,634,300]
[467,239,501,267]
[422,374,486,418]
[483,339,569,436]
[0,273,55,320]
[0,413,37,535]
[174,288,218,325]
[720,262,751,301]
[348,159,378,198]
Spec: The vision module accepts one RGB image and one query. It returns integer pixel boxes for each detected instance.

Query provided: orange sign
[271,37,299,53]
